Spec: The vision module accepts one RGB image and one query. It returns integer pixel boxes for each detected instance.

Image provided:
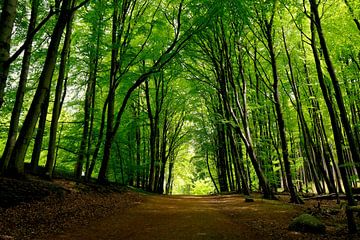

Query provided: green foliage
[191,178,214,195]
[1,0,359,198]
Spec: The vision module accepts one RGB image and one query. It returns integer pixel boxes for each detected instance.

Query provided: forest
[0,0,360,236]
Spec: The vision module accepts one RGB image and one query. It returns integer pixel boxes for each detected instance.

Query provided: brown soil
[50,194,355,240]
[0,177,359,240]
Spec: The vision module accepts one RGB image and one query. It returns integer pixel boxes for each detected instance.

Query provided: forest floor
[0,177,359,240]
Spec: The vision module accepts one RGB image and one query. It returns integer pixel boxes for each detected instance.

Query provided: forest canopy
[0,0,359,216]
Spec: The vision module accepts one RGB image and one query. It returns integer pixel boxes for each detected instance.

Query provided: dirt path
[50,194,316,240]
[0,178,352,240]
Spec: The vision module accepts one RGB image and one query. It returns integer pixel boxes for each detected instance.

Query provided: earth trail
[51,194,305,240]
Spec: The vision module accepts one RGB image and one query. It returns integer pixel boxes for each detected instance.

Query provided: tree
[97,0,209,182]
[1,2,360,234]
[0,0,18,108]
[0,0,39,173]
[5,0,74,176]
[46,0,75,178]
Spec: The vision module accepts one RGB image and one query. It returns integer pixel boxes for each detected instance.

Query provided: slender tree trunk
[78,31,100,179]
[5,0,71,177]
[131,93,142,187]
[83,1,102,181]
[46,7,74,178]
[98,0,118,183]
[87,98,108,180]
[53,123,64,175]
[145,80,156,191]
[135,117,141,188]
[0,0,38,173]
[216,117,229,192]
[96,0,193,183]
[265,21,302,204]
[153,76,163,192]
[142,126,149,189]
[0,0,18,108]
[205,151,219,194]
[166,155,175,195]
[99,87,115,183]
[157,111,168,194]
[78,66,94,178]
[301,33,338,193]
[310,0,360,174]
[283,28,335,194]
[308,10,356,232]
[29,92,50,174]
[85,77,96,177]
[228,130,250,195]
[228,80,274,198]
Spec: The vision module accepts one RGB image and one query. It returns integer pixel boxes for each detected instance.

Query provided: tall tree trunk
[77,65,94,179]
[142,125,149,189]
[145,80,156,191]
[0,0,38,173]
[282,27,335,194]
[216,112,229,192]
[87,98,108,180]
[228,75,274,198]
[96,0,193,183]
[98,0,119,183]
[301,33,339,193]
[81,61,98,180]
[310,0,360,174]
[228,129,250,195]
[77,15,101,179]
[166,154,175,195]
[83,1,103,181]
[308,10,356,232]
[5,0,71,177]
[53,123,64,175]
[265,18,302,204]
[46,7,74,178]
[153,76,163,193]
[29,92,50,174]
[157,110,168,194]
[135,116,141,188]
[0,0,18,108]
[98,79,115,183]
[85,77,96,178]
[252,47,288,192]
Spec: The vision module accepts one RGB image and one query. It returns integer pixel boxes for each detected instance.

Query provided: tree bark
[98,0,119,183]
[265,16,302,203]
[5,0,71,177]
[97,0,197,183]
[80,46,99,179]
[145,80,156,191]
[46,6,74,178]
[0,0,18,108]
[0,0,38,173]
[135,107,141,188]
[308,8,356,232]
[310,0,360,174]
[29,92,50,174]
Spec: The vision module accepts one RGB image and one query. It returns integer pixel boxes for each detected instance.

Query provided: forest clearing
[1,0,360,238]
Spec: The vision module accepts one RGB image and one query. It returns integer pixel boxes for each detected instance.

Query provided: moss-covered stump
[289,213,326,234]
